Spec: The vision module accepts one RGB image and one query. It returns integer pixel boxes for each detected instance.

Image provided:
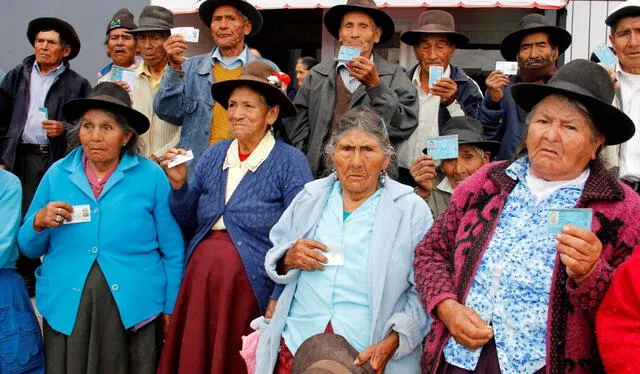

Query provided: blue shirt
[0,169,21,269]
[283,181,382,353]
[22,62,66,144]
[444,157,586,374]
[211,45,248,70]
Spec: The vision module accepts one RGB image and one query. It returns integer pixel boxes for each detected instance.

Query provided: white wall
[564,0,624,61]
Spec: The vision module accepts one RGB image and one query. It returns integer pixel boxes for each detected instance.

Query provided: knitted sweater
[170,138,313,313]
[414,159,640,374]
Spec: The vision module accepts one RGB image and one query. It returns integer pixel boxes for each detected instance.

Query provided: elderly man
[0,17,90,294]
[478,13,571,161]
[98,8,139,80]
[109,6,180,159]
[154,0,276,166]
[600,0,640,191]
[288,0,418,177]
[399,10,483,190]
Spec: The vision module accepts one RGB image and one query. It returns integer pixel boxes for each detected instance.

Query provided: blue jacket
[153,48,277,172]
[0,169,21,269]
[18,148,185,335]
[477,76,524,160]
[256,175,433,373]
[170,138,313,313]
[407,64,483,131]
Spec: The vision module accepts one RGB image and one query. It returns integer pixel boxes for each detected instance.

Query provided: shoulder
[387,179,429,209]
[62,68,90,84]
[0,169,21,194]
[273,140,307,160]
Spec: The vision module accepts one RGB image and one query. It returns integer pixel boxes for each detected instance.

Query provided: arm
[168,150,207,230]
[478,94,505,141]
[566,258,614,319]
[281,150,313,206]
[437,79,483,128]
[153,66,188,126]
[288,78,311,152]
[0,172,21,267]
[18,171,52,258]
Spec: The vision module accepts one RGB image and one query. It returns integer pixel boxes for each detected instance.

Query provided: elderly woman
[256,106,433,373]
[0,169,44,373]
[414,59,640,374]
[157,61,313,374]
[18,82,185,374]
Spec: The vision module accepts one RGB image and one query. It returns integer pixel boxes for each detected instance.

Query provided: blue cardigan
[170,138,313,313]
[18,147,185,335]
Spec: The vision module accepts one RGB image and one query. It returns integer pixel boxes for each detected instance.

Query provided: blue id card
[423,135,458,160]
[547,208,592,234]
[335,46,361,62]
[429,65,444,86]
[38,106,48,120]
[110,66,123,81]
[593,44,618,67]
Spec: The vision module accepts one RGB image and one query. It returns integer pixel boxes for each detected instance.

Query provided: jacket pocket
[184,97,198,114]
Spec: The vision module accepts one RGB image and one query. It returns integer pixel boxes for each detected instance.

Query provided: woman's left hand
[264,299,277,319]
[162,314,172,339]
[555,225,603,285]
[354,331,399,373]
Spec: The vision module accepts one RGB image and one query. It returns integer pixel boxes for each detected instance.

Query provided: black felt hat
[510,59,635,146]
[27,17,81,61]
[198,0,263,37]
[323,0,395,45]
[106,8,137,34]
[127,6,174,34]
[606,0,640,26]
[63,82,150,135]
[500,13,571,61]
[424,116,500,156]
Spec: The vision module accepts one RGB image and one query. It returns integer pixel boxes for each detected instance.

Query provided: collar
[436,177,455,194]
[62,147,139,174]
[211,45,248,66]
[222,131,276,172]
[34,60,66,77]
[136,61,165,78]
[505,156,530,182]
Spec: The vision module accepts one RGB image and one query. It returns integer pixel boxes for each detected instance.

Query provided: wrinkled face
[227,86,278,145]
[338,11,382,57]
[526,95,604,181]
[441,144,490,189]
[136,31,168,67]
[106,28,136,67]
[79,109,132,165]
[413,34,456,71]
[295,62,310,86]
[610,16,640,72]
[34,30,70,70]
[517,32,558,69]
[211,5,251,49]
[331,128,390,198]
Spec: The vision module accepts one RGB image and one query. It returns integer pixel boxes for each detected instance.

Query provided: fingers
[285,239,329,271]
[159,148,187,167]
[354,347,373,366]
[455,331,493,351]
[297,238,328,252]
[38,202,74,228]
[42,120,65,137]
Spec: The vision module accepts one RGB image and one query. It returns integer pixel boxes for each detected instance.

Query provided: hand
[430,77,457,105]
[349,56,381,88]
[42,120,65,138]
[555,225,603,285]
[355,331,399,373]
[410,155,437,198]
[111,80,131,92]
[264,299,277,319]
[436,299,493,351]
[162,314,172,339]
[485,71,510,102]
[282,238,328,272]
[159,148,188,190]
[602,65,621,93]
[34,202,74,230]
[164,34,187,70]
[0,164,6,169]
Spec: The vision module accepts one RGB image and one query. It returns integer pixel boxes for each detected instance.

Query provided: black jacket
[0,55,91,170]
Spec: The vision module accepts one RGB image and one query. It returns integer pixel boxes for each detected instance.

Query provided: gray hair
[323,107,392,169]
[67,109,141,156]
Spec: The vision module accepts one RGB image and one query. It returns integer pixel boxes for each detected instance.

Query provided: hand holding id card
[423,135,459,160]
[429,65,444,86]
[63,204,92,224]
[547,208,592,234]
[335,46,361,62]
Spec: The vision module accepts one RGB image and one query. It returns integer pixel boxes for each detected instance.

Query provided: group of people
[1,0,640,373]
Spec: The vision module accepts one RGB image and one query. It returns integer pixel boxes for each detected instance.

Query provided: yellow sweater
[210,62,243,144]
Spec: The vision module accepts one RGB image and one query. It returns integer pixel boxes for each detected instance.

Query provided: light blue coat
[18,147,185,335]
[256,174,433,373]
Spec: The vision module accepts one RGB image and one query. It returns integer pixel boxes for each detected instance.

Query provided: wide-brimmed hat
[324,0,395,45]
[106,8,137,35]
[500,13,572,61]
[127,6,174,34]
[401,10,469,47]
[27,17,81,61]
[210,61,296,118]
[510,59,634,146]
[292,334,375,374]
[198,0,263,37]
[63,82,150,135]
[606,0,640,27]
[423,116,500,156]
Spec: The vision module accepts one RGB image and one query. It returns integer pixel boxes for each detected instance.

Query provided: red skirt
[157,231,260,374]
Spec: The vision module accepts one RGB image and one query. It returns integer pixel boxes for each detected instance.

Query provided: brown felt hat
[210,61,296,118]
[500,13,571,61]
[27,17,81,61]
[323,0,395,45]
[198,0,263,37]
[106,8,137,34]
[292,334,375,374]
[401,10,469,47]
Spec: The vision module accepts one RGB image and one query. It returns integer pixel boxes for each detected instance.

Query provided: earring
[379,170,387,186]
[122,143,127,147]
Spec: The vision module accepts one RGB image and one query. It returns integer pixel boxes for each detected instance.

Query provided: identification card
[63,204,92,224]
[429,65,444,86]
[171,27,200,43]
[109,67,136,91]
[423,135,459,160]
[323,247,344,266]
[168,150,194,168]
[38,106,48,120]
[547,208,592,234]
[495,61,519,75]
[593,44,618,67]
[335,46,361,62]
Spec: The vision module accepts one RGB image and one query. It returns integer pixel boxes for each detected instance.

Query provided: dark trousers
[14,145,49,295]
